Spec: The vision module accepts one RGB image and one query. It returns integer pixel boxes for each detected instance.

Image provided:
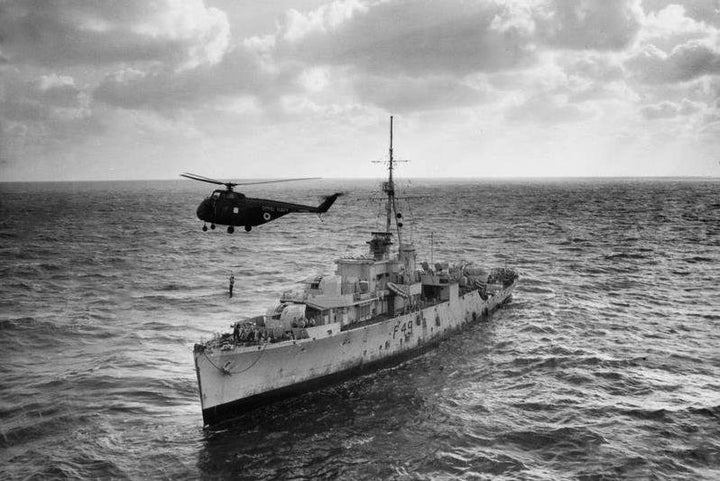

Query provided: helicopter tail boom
[316,193,343,213]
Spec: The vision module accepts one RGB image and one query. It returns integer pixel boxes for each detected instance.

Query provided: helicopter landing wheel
[227,226,235,234]
[210,224,216,230]
[202,224,208,232]
[244,225,252,232]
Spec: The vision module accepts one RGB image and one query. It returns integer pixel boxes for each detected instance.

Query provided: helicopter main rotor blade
[181,172,321,188]
[180,172,226,186]
[230,177,321,186]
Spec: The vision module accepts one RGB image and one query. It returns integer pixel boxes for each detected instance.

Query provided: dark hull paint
[201,297,511,426]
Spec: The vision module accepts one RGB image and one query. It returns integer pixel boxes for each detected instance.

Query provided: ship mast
[368,116,408,262]
[383,116,403,245]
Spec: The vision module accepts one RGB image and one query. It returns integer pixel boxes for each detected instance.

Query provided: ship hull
[195,282,515,426]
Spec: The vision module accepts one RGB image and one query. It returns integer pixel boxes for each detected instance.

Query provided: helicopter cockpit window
[211,191,221,199]
[225,192,238,200]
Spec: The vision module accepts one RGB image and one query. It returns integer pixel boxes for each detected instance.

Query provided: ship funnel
[368,232,393,260]
[399,242,417,282]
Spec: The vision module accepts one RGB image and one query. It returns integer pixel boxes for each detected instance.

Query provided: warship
[193,117,518,425]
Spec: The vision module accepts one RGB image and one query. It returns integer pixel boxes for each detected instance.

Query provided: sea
[1,178,718,480]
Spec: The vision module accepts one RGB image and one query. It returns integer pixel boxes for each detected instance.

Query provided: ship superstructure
[193,117,518,425]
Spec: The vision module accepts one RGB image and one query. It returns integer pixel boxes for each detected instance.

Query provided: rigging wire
[202,340,269,375]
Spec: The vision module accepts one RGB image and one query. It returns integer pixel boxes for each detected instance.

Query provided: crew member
[229,272,235,298]
[233,322,240,342]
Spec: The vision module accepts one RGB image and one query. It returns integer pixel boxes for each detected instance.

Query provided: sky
[0,0,719,181]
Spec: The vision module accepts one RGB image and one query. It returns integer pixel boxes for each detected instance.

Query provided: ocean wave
[683,256,715,263]
[430,449,527,478]
[603,251,650,260]
[2,179,720,480]
[499,426,607,451]
[0,409,86,449]
[0,317,60,331]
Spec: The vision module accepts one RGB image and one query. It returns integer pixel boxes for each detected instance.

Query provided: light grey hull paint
[194,284,514,413]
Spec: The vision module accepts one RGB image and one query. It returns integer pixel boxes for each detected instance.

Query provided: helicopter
[181,172,343,233]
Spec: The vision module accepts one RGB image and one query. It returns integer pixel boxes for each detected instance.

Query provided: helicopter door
[212,192,229,222]
[223,193,245,224]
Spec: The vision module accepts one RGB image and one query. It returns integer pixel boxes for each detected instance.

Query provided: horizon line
[2,174,720,184]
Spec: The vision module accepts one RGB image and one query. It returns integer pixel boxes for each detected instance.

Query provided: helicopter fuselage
[196,189,341,232]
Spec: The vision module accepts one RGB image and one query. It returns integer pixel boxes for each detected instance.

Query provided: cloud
[353,74,488,112]
[92,0,541,115]
[0,0,230,68]
[561,54,625,81]
[281,0,368,43]
[626,40,720,84]
[1,69,89,122]
[2,0,652,120]
[642,0,720,28]
[505,92,595,124]
[4,0,720,181]
[274,0,642,76]
[268,0,645,116]
[92,44,288,111]
[637,3,717,56]
[640,98,702,119]
[276,0,539,76]
[34,74,83,108]
[536,0,642,50]
[0,67,103,172]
